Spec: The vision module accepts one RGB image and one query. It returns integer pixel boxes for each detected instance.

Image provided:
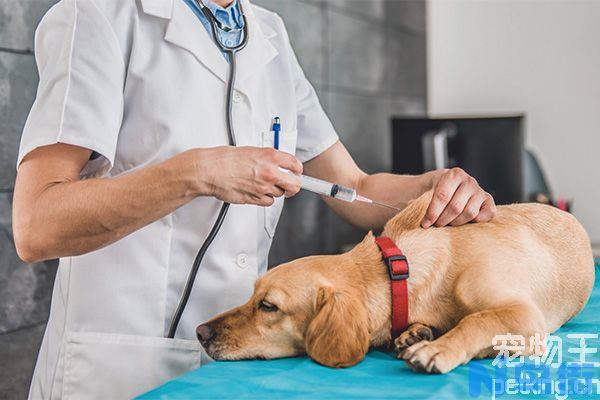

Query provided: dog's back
[382,191,595,332]
[493,202,594,327]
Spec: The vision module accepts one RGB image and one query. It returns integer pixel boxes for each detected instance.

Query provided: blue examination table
[140,261,600,399]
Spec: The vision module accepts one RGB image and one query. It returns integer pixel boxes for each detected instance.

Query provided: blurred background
[1,0,599,397]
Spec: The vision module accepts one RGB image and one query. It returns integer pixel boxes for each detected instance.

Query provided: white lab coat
[18,0,338,398]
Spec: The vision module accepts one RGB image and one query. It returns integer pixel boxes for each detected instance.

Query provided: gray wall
[0,0,426,397]
[258,0,427,264]
[1,0,61,398]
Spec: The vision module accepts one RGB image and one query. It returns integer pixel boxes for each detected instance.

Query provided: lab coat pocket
[62,331,203,400]
[262,130,298,238]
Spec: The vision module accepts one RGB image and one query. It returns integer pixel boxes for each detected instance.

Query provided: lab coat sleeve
[17,0,125,178]
[280,24,339,163]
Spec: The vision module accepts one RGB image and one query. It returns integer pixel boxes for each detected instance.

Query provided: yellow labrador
[196,191,594,373]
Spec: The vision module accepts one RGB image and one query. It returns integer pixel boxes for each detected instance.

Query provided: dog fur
[197,191,594,373]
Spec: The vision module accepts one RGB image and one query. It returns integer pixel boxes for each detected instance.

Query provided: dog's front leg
[394,323,435,358]
[399,303,546,374]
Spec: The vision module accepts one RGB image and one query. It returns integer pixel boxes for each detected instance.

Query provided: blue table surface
[140,261,600,399]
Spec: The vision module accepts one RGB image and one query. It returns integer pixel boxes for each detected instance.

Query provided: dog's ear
[305,286,370,368]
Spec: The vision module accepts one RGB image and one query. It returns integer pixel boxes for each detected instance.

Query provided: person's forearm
[13,150,204,262]
[305,142,494,231]
[14,144,304,263]
[323,171,440,231]
[302,141,442,231]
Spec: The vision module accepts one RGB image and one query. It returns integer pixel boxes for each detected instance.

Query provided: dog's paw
[400,340,463,374]
[394,323,434,359]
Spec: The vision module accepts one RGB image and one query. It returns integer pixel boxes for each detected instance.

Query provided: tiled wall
[257,0,427,263]
[0,0,426,397]
[1,0,61,397]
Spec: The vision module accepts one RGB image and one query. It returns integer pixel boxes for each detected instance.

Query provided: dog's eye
[259,300,278,312]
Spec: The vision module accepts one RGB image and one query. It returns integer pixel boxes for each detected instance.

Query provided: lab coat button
[236,253,248,269]
[233,91,242,103]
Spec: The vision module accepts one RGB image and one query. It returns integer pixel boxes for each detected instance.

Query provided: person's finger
[245,192,266,206]
[422,171,462,228]
[450,193,485,226]
[256,195,275,207]
[274,151,303,175]
[274,171,302,197]
[473,194,497,223]
[267,186,285,198]
[434,181,474,227]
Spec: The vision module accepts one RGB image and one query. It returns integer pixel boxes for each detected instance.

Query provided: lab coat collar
[140,0,173,19]
[236,0,279,83]
[140,0,278,89]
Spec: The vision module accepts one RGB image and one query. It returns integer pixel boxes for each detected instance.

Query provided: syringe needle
[371,200,401,212]
[355,195,401,212]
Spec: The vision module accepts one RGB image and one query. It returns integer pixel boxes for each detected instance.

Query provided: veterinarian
[12,0,496,398]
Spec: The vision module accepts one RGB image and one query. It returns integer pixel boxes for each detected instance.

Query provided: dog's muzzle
[196,323,215,346]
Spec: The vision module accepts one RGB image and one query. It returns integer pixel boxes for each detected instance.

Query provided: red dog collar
[374,236,409,338]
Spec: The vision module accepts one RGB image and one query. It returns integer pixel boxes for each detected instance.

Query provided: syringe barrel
[299,175,357,202]
[299,175,333,196]
[332,185,357,202]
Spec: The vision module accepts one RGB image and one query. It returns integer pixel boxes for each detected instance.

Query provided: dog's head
[196,251,372,368]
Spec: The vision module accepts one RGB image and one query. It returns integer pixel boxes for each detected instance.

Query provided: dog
[196,190,594,373]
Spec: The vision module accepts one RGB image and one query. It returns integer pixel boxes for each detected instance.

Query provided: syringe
[299,175,400,211]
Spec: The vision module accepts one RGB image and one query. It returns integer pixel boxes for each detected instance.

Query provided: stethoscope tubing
[167,2,249,339]
[198,0,249,52]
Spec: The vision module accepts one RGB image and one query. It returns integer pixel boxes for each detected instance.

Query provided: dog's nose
[196,324,214,344]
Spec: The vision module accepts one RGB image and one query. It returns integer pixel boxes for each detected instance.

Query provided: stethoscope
[167,0,249,339]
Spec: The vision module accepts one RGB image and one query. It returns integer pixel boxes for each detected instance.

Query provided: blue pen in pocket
[272,117,280,150]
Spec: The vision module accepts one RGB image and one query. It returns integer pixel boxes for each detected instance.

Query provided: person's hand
[192,146,303,206]
[422,168,496,228]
